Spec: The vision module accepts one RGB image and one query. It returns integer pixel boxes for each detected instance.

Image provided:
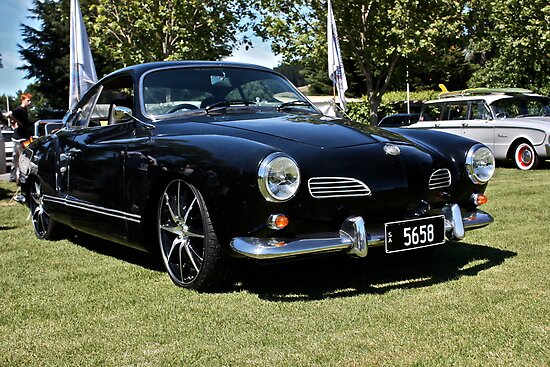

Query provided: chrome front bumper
[229,204,493,260]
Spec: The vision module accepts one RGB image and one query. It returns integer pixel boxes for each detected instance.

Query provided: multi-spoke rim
[30,181,50,238]
[158,180,206,286]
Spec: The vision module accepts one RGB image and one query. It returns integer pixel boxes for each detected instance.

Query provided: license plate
[385,215,445,253]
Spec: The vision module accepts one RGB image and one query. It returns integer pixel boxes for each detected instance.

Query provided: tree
[465,0,550,95]
[19,0,252,109]
[88,0,252,66]
[253,0,465,124]
[18,0,115,109]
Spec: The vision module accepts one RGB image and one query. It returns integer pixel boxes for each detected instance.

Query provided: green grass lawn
[0,167,548,366]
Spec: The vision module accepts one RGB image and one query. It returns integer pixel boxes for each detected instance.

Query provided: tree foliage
[88,0,252,67]
[18,0,251,109]
[465,0,550,95]
[18,0,115,109]
[253,0,465,123]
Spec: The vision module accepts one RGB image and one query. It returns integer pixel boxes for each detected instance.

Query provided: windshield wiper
[277,100,313,111]
[204,99,256,112]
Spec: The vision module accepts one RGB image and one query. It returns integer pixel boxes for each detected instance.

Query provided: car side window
[443,102,468,120]
[70,87,102,128]
[470,101,491,120]
[89,75,134,127]
[421,104,443,121]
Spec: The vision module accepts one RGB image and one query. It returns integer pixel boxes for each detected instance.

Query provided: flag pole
[327,0,348,114]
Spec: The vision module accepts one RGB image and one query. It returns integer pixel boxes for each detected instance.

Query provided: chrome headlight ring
[258,152,301,202]
[465,144,495,184]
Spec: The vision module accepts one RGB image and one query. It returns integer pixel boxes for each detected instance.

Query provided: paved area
[0,173,11,181]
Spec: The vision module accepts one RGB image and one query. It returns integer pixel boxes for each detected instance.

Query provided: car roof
[424,93,546,105]
[102,61,275,80]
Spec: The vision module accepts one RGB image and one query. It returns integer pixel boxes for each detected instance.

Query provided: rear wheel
[29,180,60,240]
[514,142,539,170]
[157,179,229,291]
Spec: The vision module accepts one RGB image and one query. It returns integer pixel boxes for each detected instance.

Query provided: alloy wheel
[158,180,207,286]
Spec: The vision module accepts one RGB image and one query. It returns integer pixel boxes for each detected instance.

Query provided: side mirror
[111,105,156,130]
[112,106,133,124]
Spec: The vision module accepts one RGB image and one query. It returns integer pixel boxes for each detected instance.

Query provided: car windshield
[141,66,314,117]
[490,96,550,118]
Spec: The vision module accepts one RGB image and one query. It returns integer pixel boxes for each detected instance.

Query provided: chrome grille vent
[429,169,451,190]
[308,177,372,198]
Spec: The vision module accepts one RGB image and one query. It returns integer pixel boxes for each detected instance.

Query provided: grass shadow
[233,242,516,301]
[65,231,164,272]
[0,186,17,201]
[54,231,516,299]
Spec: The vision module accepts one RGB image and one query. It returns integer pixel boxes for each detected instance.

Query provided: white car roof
[424,93,546,105]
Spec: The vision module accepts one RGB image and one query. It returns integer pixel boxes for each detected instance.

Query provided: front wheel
[29,180,60,240]
[157,179,229,291]
[514,142,539,170]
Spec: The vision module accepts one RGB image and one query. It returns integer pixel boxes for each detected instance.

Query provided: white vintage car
[406,89,550,170]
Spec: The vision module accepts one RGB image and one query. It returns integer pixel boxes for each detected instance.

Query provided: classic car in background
[19,62,495,291]
[378,113,421,128]
[406,88,550,170]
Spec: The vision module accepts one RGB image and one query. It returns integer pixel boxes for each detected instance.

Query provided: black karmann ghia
[19,61,495,291]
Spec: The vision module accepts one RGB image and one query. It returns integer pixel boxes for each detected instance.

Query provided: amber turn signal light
[471,194,488,206]
[268,214,289,230]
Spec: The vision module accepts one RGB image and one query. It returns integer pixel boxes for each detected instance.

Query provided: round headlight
[466,144,495,184]
[258,153,300,202]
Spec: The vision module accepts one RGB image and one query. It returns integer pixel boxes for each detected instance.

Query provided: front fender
[124,134,281,245]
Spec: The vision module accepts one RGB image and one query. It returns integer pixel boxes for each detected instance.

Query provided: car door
[58,74,137,242]
[461,100,495,151]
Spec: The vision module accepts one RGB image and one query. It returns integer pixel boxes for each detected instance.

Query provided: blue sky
[0,0,280,97]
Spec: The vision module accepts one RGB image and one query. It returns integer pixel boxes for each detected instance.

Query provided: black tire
[29,180,61,240]
[514,142,539,170]
[157,179,229,291]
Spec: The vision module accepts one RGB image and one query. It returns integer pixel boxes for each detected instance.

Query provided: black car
[18,61,495,291]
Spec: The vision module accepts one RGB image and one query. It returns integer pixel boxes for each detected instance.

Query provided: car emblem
[384,144,401,156]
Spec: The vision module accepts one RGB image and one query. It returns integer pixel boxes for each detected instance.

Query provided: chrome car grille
[429,169,451,190]
[308,177,372,198]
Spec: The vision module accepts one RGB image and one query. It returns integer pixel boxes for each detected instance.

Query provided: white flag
[327,0,348,111]
[69,0,98,109]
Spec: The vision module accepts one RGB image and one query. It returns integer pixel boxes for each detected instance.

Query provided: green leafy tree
[88,0,252,66]
[19,0,252,109]
[253,0,466,123]
[18,0,115,109]
[465,0,550,95]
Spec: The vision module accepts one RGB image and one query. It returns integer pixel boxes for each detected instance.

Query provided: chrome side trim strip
[43,195,141,223]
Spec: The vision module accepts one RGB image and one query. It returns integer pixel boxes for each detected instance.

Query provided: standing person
[6,93,33,182]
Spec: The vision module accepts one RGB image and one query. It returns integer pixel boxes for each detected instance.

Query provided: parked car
[18,61,495,291]
[378,113,421,127]
[407,88,550,170]
[1,128,13,172]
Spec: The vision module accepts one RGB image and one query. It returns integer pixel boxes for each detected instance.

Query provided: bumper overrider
[230,204,493,259]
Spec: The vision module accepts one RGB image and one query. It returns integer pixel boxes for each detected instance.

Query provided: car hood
[198,112,406,149]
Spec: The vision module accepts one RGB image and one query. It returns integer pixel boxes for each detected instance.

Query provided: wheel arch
[136,136,277,252]
[506,137,533,160]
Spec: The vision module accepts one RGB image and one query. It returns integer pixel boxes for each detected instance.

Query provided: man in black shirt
[7,93,33,182]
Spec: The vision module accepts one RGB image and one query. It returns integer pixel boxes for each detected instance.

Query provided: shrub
[346,90,439,125]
